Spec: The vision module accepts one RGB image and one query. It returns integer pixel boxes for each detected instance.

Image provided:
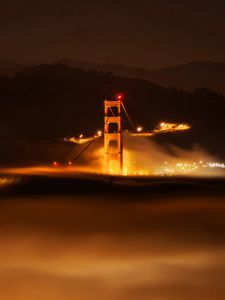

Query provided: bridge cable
[57,102,104,164]
[121,102,136,131]
[70,137,100,163]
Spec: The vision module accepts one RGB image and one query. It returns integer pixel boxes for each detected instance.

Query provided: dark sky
[1,0,225,69]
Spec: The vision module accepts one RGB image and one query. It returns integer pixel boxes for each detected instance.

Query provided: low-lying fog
[0,192,224,300]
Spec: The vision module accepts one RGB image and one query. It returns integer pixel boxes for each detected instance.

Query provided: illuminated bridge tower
[104,95,123,174]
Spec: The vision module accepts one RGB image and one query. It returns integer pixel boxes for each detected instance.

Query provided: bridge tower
[104,95,123,174]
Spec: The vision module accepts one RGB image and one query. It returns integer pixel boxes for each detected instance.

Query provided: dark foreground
[0,175,224,300]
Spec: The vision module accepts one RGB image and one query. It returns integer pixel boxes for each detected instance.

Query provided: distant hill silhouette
[1,58,225,96]
[0,63,224,163]
[0,59,27,76]
[57,59,225,96]
[152,61,225,96]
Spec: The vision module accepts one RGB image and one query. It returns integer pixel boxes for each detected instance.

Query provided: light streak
[64,133,102,144]
[130,122,191,137]
[154,122,191,133]
[65,122,190,143]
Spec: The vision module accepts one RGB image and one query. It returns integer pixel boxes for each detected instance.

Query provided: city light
[137,126,143,132]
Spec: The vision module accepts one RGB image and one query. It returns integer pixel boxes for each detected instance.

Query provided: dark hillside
[0,64,224,162]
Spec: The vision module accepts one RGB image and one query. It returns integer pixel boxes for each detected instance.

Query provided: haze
[1,0,225,68]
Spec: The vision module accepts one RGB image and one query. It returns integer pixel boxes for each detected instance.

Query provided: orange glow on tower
[104,95,123,174]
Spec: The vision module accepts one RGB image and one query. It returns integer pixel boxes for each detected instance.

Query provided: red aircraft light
[116,94,123,100]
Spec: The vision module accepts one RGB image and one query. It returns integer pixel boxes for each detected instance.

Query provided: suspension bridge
[53,94,190,175]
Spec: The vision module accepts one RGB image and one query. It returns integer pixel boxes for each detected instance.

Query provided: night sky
[1,0,225,68]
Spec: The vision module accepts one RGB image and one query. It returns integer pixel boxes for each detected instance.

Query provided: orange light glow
[137,126,143,132]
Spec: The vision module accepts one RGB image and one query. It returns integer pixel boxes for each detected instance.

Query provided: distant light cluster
[205,162,225,169]
[0,177,20,186]
[156,161,225,176]
[156,162,199,176]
